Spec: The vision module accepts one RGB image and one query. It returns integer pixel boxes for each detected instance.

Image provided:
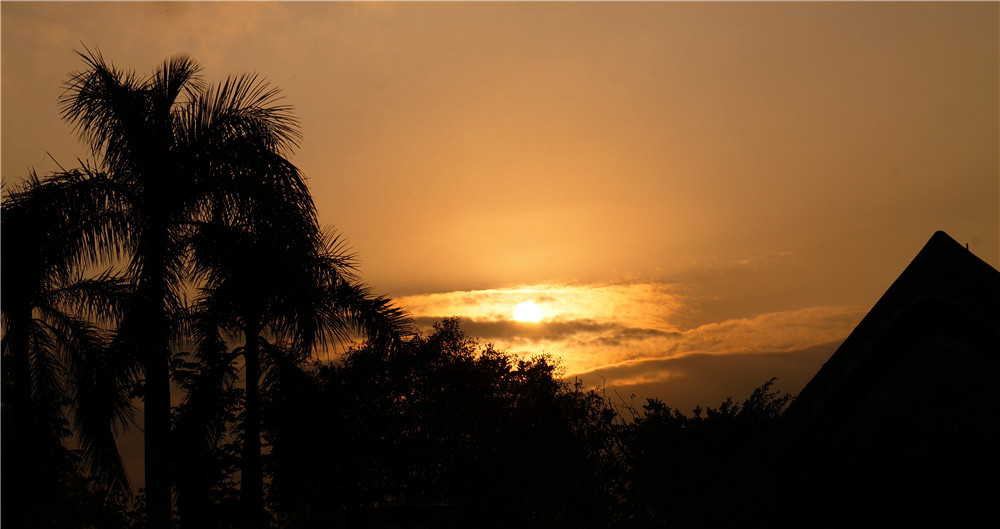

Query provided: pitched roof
[784,231,1000,441]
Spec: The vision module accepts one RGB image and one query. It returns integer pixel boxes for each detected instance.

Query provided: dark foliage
[616,379,792,528]
[266,318,621,528]
[2,171,134,528]
[265,318,796,529]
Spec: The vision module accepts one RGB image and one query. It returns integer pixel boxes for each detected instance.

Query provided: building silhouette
[781,231,1000,526]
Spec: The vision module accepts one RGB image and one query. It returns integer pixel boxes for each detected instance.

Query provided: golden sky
[3,1,998,411]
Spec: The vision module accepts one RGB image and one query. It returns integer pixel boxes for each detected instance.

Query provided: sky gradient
[3,1,998,415]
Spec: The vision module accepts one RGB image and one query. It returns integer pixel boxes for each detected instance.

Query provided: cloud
[413,316,680,344]
[571,342,841,414]
[672,305,865,357]
[571,341,838,388]
[399,282,687,329]
[399,282,865,376]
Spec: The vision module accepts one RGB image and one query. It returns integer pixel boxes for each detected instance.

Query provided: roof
[784,231,1000,442]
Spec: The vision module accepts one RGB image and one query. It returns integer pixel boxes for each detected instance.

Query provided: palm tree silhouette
[1,170,133,523]
[59,48,305,529]
[188,204,411,526]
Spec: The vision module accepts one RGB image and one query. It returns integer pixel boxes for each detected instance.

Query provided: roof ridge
[784,230,1000,427]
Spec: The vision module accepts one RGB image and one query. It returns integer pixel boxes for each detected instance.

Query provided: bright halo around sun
[513,301,543,322]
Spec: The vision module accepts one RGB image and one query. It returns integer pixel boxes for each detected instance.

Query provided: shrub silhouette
[267,318,621,528]
[265,318,796,529]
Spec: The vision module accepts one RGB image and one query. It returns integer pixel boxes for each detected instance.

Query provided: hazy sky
[3,2,998,413]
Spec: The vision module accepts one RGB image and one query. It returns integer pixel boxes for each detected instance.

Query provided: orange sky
[3,1,998,412]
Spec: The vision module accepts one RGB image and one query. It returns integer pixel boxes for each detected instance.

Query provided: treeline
[265,317,795,529]
[11,308,993,528]
[4,308,797,528]
[263,320,999,528]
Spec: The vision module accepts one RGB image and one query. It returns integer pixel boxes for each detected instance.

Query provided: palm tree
[188,200,411,527]
[59,48,305,529]
[172,310,242,528]
[1,170,133,524]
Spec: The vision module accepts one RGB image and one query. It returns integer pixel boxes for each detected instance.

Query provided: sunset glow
[513,301,542,322]
[3,1,997,493]
[3,0,996,415]
[396,282,866,391]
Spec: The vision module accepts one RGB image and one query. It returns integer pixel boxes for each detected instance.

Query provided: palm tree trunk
[144,324,172,529]
[242,317,264,528]
[5,308,52,527]
[139,234,174,529]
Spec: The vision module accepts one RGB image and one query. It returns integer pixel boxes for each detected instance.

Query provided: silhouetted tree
[267,318,619,529]
[172,312,243,529]
[2,171,133,526]
[59,48,305,528]
[618,378,792,528]
[186,216,410,528]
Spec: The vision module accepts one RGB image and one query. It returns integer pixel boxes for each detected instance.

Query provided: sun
[513,301,543,322]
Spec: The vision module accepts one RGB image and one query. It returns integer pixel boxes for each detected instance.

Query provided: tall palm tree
[189,201,411,527]
[1,170,133,524]
[59,48,305,529]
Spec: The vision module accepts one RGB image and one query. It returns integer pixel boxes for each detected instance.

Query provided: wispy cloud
[398,282,686,329]
[575,343,842,414]
[396,282,864,380]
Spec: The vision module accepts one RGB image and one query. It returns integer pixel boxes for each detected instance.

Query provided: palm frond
[319,277,413,354]
[2,165,135,279]
[42,268,131,327]
[60,47,150,170]
[26,321,73,441]
[151,54,203,110]
[181,73,301,157]
[64,330,134,496]
[258,339,310,397]
[27,309,132,496]
[315,227,360,278]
